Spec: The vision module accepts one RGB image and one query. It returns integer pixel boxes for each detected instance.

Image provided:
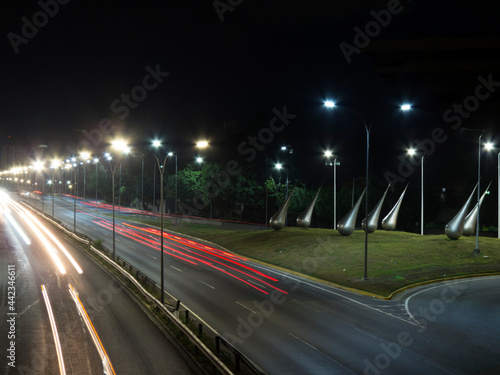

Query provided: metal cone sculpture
[463,182,491,236]
[362,184,391,233]
[270,188,295,230]
[382,184,409,231]
[337,188,366,236]
[445,184,478,240]
[297,186,322,228]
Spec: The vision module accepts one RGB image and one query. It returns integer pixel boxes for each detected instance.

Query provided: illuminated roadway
[13,194,500,374]
[0,192,200,375]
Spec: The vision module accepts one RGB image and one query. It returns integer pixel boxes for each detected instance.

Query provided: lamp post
[407,148,425,235]
[141,154,144,219]
[33,161,44,213]
[94,158,99,212]
[168,151,178,225]
[325,150,339,230]
[50,160,60,218]
[80,151,91,200]
[111,140,131,215]
[106,154,118,261]
[152,140,168,304]
[275,162,289,226]
[463,128,486,254]
[484,142,498,239]
[108,140,130,262]
[324,100,411,279]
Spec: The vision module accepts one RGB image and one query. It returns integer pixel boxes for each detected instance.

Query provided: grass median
[113,215,500,297]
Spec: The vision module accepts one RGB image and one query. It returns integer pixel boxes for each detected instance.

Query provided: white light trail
[68,284,115,375]
[18,205,83,274]
[41,285,67,375]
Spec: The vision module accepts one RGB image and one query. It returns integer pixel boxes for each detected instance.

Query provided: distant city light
[401,104,412,111]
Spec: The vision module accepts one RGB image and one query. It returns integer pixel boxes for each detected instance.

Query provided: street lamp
[484,142,498,239]
[324,150,339,230]
[33,161,44,213]
[463,128,485,254]
[152,140,168,304]
[275,162,289,225]
[168,151,178,225]
[50,159,60,217]
[196,140,209,149]
[93,158,99,212]
[107,140,130,262]
[407,148,425,235]
[80,151,91,200]
[112,140,130,214]
[324,100,411,279]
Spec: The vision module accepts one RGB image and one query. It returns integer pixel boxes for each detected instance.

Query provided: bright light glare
[324,150,333,158]
[484,142,494,151]
[324,100,335,108]
[33,161,44,171]
[196,140,209,148]
[275,163,283,170]
[111,139,129,153]
[80,151,91,160]
[41,285,67,375]
[152,139,161,148]
[407,148,417,156]
[401,104,412,111]
[195,157,203,163]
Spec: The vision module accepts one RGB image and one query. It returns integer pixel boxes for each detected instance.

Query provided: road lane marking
[289,332,319,351]
[147,254,156,260]
[246,279,266,289]
[199,280,215,289]
[236,301,257,314]
[424,360,456,374]
[292,298,320,312]
[170,266,182,272]
[355,327,391,345]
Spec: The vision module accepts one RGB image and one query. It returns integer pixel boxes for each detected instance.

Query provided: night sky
[1,1,499,192]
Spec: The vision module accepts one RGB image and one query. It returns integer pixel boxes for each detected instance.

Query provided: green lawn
[115,216,500,297]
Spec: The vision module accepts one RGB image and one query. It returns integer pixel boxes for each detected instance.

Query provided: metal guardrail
[21,198,266,375]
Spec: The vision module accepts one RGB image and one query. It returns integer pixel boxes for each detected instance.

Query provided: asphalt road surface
[0,192,200,375]
[12,194,500,374]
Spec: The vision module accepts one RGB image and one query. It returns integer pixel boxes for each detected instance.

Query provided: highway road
[15,194,500,374]
[0,192,200,375]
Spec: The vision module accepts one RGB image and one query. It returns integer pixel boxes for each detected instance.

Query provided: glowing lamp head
[324,100,335,108]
